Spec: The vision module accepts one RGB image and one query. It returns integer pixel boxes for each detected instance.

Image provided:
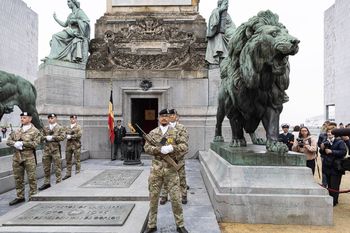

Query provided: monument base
[199,147,333,226]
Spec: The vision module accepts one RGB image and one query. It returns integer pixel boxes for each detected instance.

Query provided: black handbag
[334,159,344,172]
[341,157,350,171]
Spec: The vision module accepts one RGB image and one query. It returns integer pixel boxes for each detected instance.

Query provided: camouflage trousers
[148,160,184,228]
[12,157,37,199]
[65,146,81,176]
[42,151,62,184]
[161,160,187,198]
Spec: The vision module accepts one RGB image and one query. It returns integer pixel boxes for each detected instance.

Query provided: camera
[296,138,304,148]
[323,140,332,149]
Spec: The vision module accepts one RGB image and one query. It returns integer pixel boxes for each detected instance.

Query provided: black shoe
[9,198,25,206]
[333,200,339,207]
[143,227,157,233]
[182,196,188,204]
[62,175,71,180]
[177,226,189,233]
[160,196,168,205]
[38,183,51,191]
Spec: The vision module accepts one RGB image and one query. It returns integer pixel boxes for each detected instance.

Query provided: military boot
[159,196,168,205]
[177,226,189,233]
[9,198,25,206]
[38,183,51,191]
[143,226,157,233]
[182,195,188,204]
[62,175,71,180]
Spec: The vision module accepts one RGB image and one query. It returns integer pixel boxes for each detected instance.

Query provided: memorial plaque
[81,169,142,188]
[112,0,192,6]
[4,203,135,226]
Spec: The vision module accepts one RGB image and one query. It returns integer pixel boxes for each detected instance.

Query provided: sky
[21,0,335,126]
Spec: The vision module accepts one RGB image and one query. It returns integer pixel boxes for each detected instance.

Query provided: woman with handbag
[319,125,347,206]
[292,126,317,174]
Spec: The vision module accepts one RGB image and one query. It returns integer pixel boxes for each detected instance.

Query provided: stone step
[0,159,221,233]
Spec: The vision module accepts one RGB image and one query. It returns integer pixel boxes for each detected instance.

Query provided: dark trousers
[113,143,123,160]
[326,174,342,206]
[306,159,315,175]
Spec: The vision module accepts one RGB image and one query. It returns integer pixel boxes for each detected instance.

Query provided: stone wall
[0,0,38,127]
[0,0,38,83]
[324,0,350,123]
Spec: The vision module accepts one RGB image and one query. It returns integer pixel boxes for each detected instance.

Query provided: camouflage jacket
[6,124,41,162]
[65,123,82,148]
[41,124,65,153]
[174,123,189,160]
[144,125,188,162]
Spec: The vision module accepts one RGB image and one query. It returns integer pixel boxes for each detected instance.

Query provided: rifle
[135,124,183,171]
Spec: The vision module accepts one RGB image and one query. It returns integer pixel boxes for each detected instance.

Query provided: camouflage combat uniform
[6,124,41,199]
[42,124,65,184]
[161,123,189,199]
[144,125,188,229]
[65,123,82,176]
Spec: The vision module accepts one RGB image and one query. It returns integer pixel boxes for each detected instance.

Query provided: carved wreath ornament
[140,80,153,91]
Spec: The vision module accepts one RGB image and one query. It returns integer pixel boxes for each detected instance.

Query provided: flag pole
[108,79,115,161]
[110,79,113,161]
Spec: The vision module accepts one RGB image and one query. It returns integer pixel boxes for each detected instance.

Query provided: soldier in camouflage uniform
[63,115,82,180]
[160,109,189,205]
[7,112,41,205]
[143,109,189,233]
[39,113,65,191]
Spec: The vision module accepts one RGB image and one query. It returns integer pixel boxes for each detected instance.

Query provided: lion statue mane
[214,10,299,152]
[0,70,43,129]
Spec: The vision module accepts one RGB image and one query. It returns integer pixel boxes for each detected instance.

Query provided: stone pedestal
[122,133,142,165]
[35,60,85,115]
[199,145,333,226]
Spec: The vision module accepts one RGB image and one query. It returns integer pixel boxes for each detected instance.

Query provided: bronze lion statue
[214,10,299,152]
[0,70,43,129]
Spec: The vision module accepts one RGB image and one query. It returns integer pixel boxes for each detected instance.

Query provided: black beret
[20,112,32,117]
[281,124,289,128]
[168,109,177,115]
[48,113,57,118]
[70,115,77,119]
[159,109,169,115]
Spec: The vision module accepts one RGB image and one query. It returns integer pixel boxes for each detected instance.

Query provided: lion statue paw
[266,140,289,153]
[249,133,266,145]
[230,138,247,147]
[253,138,266,145]
[213,136,224,142]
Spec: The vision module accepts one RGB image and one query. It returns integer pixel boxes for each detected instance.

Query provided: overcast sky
[22,0,335,126]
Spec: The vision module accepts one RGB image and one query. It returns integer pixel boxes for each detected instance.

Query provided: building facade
[0,0,38,82]
[0,0,38,127]
[324,0,350,123]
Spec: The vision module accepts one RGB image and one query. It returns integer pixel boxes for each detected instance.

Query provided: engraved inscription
[81,169,142,188]
[4,203,135,226]
[112,0,192,6]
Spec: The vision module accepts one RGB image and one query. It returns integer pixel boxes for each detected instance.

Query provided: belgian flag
[108,90,115,143]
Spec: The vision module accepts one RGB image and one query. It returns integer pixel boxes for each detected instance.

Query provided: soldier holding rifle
[63,115,82,180]
[7,112,41,205]
[142,109,189,233]
[39,113,65,191]
[160,109,189,205]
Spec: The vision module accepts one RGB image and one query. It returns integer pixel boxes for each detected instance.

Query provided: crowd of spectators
[279,121,350,206]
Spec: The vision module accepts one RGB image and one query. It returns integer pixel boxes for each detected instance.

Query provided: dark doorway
[131,98,158,134]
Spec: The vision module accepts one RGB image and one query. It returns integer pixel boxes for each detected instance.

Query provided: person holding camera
[292,126,317,175]
[319,125,347,206]
[278,124,294,151]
